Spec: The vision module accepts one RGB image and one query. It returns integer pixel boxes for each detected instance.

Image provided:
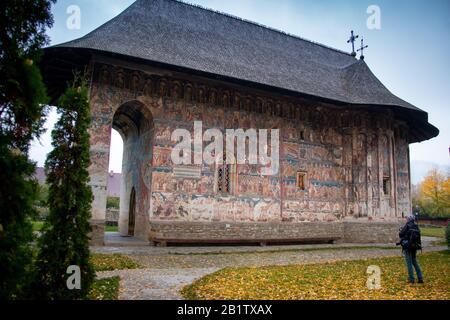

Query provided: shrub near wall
[418,215,449,227]
[106,197,120,209]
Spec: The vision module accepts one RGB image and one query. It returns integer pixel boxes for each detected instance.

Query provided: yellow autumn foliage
[182,251,450,300]
[417,169,450,216]
[91,254,142,272]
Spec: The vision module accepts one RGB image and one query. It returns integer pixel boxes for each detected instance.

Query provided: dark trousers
[403,249,423,283]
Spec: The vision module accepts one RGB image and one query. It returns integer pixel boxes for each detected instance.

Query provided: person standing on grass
[399,214,424,284]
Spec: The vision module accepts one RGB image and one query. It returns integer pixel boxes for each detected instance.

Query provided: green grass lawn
[32,221,44,232]
[88,254,143,300]
[105,225,118,232]
[172,245,398,256]
[91,253,142,272]
[182,250,450,300]
[421,226,445,238]
[89,276,120,300]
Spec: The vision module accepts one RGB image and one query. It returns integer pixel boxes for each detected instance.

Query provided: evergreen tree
[33,76,95,300]
[0,0,55,299]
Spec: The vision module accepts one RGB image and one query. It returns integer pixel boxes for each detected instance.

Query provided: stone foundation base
[89,220,105,246]
[89,219,403,246]
[148,220,402,245]
[343,220,402,243]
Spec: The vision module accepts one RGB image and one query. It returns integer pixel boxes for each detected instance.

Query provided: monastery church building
[42,0,438,245]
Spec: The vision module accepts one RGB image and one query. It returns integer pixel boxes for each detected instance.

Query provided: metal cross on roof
[347,30,359,57]
[357,38,368,60]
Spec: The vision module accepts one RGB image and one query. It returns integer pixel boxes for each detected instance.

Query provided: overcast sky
[29,0,449,184]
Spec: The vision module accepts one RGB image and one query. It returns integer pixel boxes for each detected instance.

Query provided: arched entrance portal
[128,187,136,236]
[111,100,154,240]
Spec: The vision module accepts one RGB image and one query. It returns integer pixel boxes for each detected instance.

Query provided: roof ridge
[172,0,354,57]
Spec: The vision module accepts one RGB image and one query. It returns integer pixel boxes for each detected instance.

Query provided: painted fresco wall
[87,58,411,241]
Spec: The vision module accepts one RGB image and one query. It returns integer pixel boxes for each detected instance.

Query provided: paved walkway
[97,267,219,300]
[94,236,447,300]
[104,232,149,247]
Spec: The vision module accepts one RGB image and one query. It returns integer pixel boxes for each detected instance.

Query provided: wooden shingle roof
[43,0,438,142]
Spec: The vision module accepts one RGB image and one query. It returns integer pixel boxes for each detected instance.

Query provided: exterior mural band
[86,62,411,245]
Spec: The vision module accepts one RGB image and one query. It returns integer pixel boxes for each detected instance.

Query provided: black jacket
[399,220,416,240]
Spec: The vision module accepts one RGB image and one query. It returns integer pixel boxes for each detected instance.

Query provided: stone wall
[149,221,343,244]
[342,220,402,243]
[148,220,401,245]
[86,56,412,244]
[106,208,119,224]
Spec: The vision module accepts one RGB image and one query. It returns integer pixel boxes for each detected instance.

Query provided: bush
[35,206,49,221]
[106,197,120,209]
[35,183,49,207]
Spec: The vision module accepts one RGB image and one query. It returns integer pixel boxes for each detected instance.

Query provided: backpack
[407,224,422,251]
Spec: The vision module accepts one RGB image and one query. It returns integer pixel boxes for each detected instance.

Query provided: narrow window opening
[217,151,234,194]
[297,171,307,191]
[383,177,390,196]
